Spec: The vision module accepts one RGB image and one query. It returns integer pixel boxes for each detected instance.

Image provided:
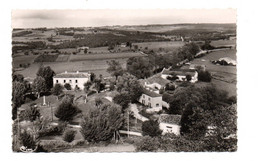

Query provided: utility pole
[127,110,130,138]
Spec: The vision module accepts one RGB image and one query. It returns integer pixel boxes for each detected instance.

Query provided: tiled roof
[142,88,162,97]
[54,72,89,78]
[159,114,181,125]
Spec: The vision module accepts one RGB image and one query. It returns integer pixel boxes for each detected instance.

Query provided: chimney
[76,71,79,74]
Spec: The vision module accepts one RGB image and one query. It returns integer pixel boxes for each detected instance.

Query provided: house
[77,46,89,53]
[159,114,181,135]
[161,68,198,83]
[53,71,90,90]
[139,73,172,93]
[138,88,162,112]
[120,43,127,47]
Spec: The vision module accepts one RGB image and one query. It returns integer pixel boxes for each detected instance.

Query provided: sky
[12,9,236,28]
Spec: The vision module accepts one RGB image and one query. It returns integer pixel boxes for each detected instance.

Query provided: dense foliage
[36,66,55,90]
[32,76,47,98]
[55,95,81,121]
[106,60,124,80]
[198,70,212,82]
[52,83,63,96]
[63,129,76,143]
[116,73,143,102]
[80,103,124,142]
[142,120,162,137]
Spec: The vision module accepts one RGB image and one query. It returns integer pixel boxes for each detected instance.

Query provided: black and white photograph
[10,8,238,153]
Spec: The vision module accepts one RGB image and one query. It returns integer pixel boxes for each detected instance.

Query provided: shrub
[141,120,162,137]
[63,129,76,143]
[186,74,192,81]
[19,130,37,149]
[20,106,41,122]
[64,83,72,90]
[135,136,160,152]
[55,96,80,121]
[80,103,124,143]
[38,122,67,138]
[198,70,211,82]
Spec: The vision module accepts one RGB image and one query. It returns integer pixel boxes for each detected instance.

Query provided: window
[148,97,151,101]
[69,80,72,83]
[64,80,66,83]
[148,103,151,107]
[156,103,159,107]
[142,100,145,104]
[56,80,58,83]
[143,95,145,98]
[75,80,78,83]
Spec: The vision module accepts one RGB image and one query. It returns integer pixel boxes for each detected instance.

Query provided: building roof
[142,88,162,97]
[159,114,181,125]
[54,72,89,78]
[139,73,170,87]
[162,68,196,76]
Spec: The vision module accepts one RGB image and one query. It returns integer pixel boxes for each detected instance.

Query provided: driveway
[129,104,149,122]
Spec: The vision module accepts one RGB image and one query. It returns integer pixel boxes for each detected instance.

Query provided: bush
[142,120,162,137]
[55,96,80,121]
[64,83,72,90]
[20,106,40,122]
[80,103,124,143]
[198,70,211,82]
[19,130,37,149]
[135,136,160,152]
[63,129,76,143]
[38,122,67,138]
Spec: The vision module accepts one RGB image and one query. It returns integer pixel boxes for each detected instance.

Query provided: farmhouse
[139,73,171,93]
[161,68,198,83]
[53,71,90,90]
[138,88,162,112]
[159,114,181,135]
[77,46,89,53]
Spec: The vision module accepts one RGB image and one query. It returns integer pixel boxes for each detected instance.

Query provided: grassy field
[211,39,236,47]
[15,58,128,78]
[12,55,38,68]
[69,52,145,62]
[186,49,237,96]
[133,41,184,52]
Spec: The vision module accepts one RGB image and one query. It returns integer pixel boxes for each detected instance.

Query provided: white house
[53,71,90,90]
[161,68,198,83]
[138,88,162,112]
[159,114,181,135]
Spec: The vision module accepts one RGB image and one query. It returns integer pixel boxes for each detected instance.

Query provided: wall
[159,122,180,136]
[139,94,162,112]
[53,77,89,89]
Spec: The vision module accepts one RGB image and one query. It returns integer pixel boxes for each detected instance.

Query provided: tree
[55,95,81,121]
[63,129,76,143]
[36,66,55,90]
[116,73,143,102]
[19,130,37,150]
[186,74,192,81]
[126,57,153,79]
[106,60,124,80]
[83,82,92,93]
[198,70,211,82]
[90,72,95,82]
[80,103,124,142]
[32,76,47,98]
[21,106,41,122]
[64,83,71,90]
[12,81,27,120]
[142,120,162,137]
[113,92,131,111]
[12,74,24,82]
[52,83,63,98]
[177,42,200,61]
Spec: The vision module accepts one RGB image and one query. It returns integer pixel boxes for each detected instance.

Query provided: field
[12,55,38,68]
[15,58,128,78]
[133,41,185,52]
[69,52,145,61]
[211,39,236,47]
[185,49,237,96]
